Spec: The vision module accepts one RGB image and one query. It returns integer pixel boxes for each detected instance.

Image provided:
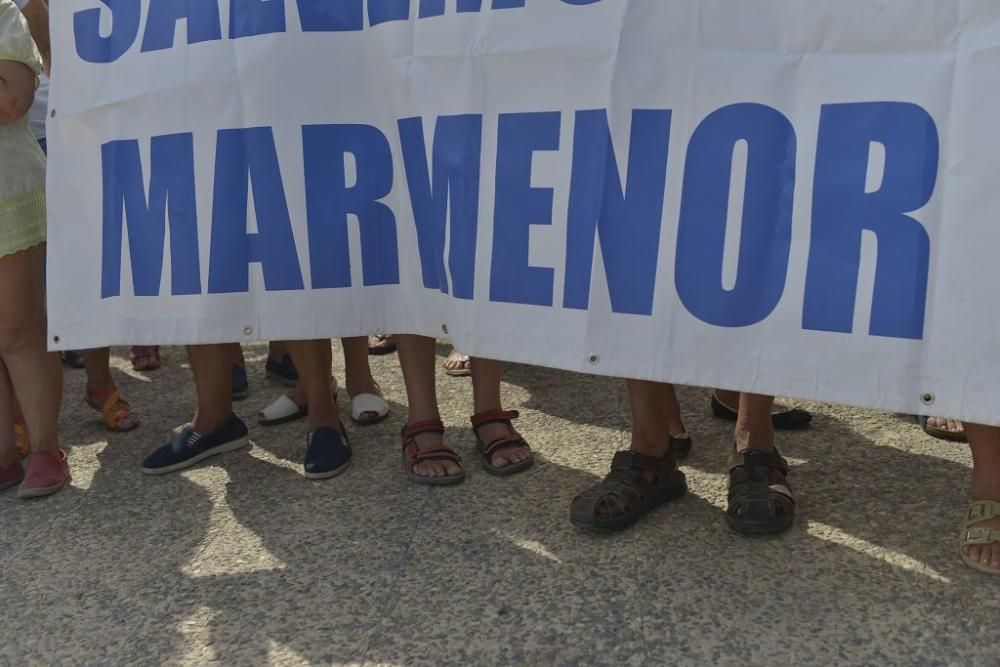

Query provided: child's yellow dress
[0,0,45,259]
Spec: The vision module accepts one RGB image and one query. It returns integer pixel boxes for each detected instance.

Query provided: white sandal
[258,394,308,427]
[351,393,389,426]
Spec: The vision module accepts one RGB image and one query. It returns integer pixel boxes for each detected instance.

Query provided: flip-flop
[917,415,967,442]
[350,393,389,426]
[443,353,472,378]
[258,394,308,427]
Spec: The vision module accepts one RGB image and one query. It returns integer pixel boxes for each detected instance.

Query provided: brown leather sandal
[570,439,687,533]
[470,409,534,476]
[401,419,465,486]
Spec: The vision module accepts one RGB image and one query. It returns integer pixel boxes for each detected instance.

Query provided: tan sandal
[401,419,465,486]
[960,500,1000,575]
[86,388,140,433]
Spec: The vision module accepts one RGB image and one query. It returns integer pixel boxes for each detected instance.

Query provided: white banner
[45,0,1000,425]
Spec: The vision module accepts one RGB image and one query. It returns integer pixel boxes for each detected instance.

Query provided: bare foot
[443,349,472,377]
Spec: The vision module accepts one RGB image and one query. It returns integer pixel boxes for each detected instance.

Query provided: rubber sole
[258,409,308,427]
[304,461,350,480]
[17,475,70,499]
[141,437,250,476]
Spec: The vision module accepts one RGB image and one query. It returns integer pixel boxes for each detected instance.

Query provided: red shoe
[17,450,70,499]
[0,458,24,491]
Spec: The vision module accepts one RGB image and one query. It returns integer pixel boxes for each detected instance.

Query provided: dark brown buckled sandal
[726,446,795,535]
[401,419,465,486]
[470,409,535,476]
[569,444,687,533]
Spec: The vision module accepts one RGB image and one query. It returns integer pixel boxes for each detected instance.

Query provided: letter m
[101,133,202,297]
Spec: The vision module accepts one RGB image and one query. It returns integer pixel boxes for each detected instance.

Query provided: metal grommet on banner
[921,392,936,406]
[50,109,55,118]
[588,354,600,365]
[243,326,253,337]
[442,324,449,335]
[52,335,59,344]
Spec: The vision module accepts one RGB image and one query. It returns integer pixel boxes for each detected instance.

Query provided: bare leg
[342,336,381,420]
[0,246,61,454]
[735,393,775,452]
[269,341,288,360]
[470,358,531,468]
[187,344,233,433]
[628,380,679,457]
[83,347,138,430]
[395,334,460,478]
[0,359,17,468]
[285,340,341,433]
[961,423,1000,572]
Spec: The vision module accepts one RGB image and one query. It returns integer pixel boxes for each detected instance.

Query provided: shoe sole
[17,475,70,499]
[142,438,250,476]
[304,461,351,480]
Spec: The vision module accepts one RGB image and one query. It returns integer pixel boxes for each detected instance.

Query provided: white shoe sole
[142,437,250,476]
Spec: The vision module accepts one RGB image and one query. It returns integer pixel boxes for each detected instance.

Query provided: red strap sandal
[470,409,535,477]
[401,419,465,486]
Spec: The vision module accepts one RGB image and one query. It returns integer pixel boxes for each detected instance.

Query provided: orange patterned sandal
[14,421,29,458]
[401,419,465,486]
[85,388,140,433]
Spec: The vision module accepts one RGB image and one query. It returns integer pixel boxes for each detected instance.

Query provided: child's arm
[0,58,34,123]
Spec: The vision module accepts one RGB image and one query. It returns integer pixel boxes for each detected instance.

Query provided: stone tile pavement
[1,342,995,665]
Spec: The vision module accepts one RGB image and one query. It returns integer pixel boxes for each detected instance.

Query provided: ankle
[630,435,670,458]
[192,413,231,434]
[970,479,1000,503]
[735,429,774,452]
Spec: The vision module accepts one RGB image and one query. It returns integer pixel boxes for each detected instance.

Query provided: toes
[989,545,1000,571]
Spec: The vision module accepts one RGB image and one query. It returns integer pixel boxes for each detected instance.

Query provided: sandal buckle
[964,527,994,545]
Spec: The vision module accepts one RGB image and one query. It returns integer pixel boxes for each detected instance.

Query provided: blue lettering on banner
[73,0,606,62]
[141,0,222,53]
[489,112,561,307]
[563,109,672,316]
[399,115,483,299]
[803,102,937,340]
[101,133,201,298]
[675,103,796,327]
[303,124,400,289]
[97,104,939,342]
[208,128,304,294]
[229,0,286,39]
[298,0,364,31]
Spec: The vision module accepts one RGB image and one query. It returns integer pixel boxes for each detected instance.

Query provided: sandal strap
[964,500,1000,527]
[401,419,445,440]
[481,437,531,460]
[410,447,462,464]
[963,526,1000,546]
[728,446,789,475]
[89,388,131,428]
[610,450,675,473]
[470,409,520,433]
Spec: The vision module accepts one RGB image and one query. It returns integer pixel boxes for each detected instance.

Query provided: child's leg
[960,423,1000,572]
[0,246,61,454]
[0,359,17,468]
